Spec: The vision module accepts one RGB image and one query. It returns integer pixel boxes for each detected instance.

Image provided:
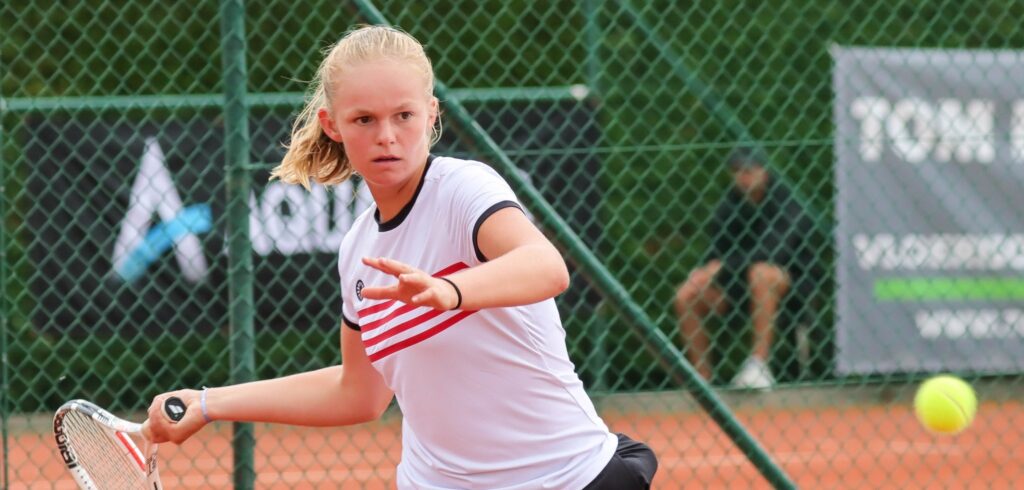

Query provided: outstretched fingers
[358,258,456,309]
[360,282,403,300]
[362,271,430,301]
[360,258,428,302]
[362,256,415,276]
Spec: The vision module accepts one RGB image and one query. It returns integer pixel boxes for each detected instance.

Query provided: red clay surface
[6,400,1021,489]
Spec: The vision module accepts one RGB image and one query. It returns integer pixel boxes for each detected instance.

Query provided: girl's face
[319,59,437,192]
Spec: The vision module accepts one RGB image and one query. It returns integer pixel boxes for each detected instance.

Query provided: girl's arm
[143,325,392,444]
[449,206,569,308]
[361,207,569,310]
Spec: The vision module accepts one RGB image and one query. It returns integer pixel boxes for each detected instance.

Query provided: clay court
[7,390,1021,489]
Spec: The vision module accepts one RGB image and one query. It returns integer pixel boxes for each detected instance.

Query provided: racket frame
[53,399,162,490]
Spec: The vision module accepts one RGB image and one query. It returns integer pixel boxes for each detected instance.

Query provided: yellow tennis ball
[913,375,977,434]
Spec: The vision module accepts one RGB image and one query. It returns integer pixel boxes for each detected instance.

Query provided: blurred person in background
[674,148,816,389]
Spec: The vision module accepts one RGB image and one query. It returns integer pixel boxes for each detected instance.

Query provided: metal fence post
[219,0,256,487]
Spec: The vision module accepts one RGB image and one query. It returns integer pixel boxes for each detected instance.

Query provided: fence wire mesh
[2,0,1023,488]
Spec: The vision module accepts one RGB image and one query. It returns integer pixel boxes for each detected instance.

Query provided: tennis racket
[53,397,187,490]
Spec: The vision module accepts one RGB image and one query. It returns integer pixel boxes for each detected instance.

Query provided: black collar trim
[375,155,436,232]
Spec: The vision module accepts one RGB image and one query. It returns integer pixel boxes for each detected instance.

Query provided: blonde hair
[271,25,439,189]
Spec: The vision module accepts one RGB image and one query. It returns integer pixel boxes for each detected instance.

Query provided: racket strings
[63,410,147,489]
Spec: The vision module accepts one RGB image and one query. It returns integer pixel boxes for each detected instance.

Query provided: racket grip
[163,396,188,422]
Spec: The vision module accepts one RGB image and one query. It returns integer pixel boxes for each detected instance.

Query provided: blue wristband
[200,387,213,423]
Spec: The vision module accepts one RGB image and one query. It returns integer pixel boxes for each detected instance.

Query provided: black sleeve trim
[343,315,361,331]
[472,200,523,262]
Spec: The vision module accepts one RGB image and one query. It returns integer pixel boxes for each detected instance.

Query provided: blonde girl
[145,25,656,489]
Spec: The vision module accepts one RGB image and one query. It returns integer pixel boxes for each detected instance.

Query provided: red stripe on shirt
[433,261,469,277]
[355,261,470,319]
[363,308,446,347]
[367,310,476,362]
[362,303,419,333]
[357,299,396,318]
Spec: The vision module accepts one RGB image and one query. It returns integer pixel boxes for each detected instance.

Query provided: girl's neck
[371,159,428,222]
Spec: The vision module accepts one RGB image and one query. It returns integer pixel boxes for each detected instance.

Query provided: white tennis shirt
[339,156,616,489]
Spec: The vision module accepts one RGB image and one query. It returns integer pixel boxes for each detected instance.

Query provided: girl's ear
[318,108,343,142]
[428,97,439,127]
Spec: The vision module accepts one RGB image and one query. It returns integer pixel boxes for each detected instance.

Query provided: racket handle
[163,396,188,422]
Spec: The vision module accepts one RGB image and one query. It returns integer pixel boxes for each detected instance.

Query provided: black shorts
[583,433,658,490]
[712,261,750,309]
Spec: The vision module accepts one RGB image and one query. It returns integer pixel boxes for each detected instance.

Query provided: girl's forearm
[447,243,569,310]
[204,366,387,427]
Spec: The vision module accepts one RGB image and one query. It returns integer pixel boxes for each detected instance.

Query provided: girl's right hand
[141,389,209,444]
[361,257,461,310]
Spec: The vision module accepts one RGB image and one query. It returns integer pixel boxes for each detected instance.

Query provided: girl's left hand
[360,257,460,310]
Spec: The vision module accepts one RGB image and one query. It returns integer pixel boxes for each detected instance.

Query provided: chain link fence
[3,0,1023,487]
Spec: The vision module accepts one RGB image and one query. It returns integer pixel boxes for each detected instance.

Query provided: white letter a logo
[112,138,211,283]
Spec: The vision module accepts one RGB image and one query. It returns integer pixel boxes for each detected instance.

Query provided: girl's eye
[356,116,372,124]
[399,112,414,120]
